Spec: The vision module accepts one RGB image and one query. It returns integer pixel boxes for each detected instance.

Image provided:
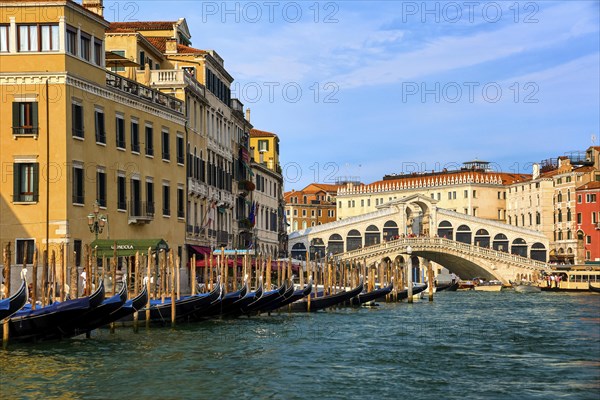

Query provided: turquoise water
[1,291,599,400]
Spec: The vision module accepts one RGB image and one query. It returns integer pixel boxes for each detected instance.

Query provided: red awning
[189,245,211,255]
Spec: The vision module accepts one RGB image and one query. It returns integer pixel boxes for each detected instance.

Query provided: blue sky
[104,0,600,190]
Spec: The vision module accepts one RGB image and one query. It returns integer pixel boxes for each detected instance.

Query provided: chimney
[245,108,251,122]
[532,163,540,180]
[82,0,104,17]
[166,38,178,54]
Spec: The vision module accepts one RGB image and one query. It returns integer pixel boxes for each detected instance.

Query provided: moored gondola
[589,283,600,293]
[261,278,313,313]
[224,281,264,317]
[241,282,287,315]
[0,280,28,321]
[45,282,128,339]
[140,283,222,325]
[197,282,248,319]
[395,283,428,301]
[289,279,364,312]
[8,280,105,342]
[258,279,295,313]
[350,282,393,306]
[107,285,149,323]
[436,281,459,292]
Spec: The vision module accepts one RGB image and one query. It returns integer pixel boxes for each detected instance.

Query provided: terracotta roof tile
[136,37,206,55]
[176,44,206,54]
[574,166,597,172]
[108,21,177,32]
[360,171,530,190]
[577,181,600,190]
[251,129,277,138]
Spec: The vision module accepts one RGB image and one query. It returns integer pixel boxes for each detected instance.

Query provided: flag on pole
[202,201,216,229]
[249,201,256,227]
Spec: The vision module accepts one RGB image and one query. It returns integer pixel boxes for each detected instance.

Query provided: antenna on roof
[592,134,597,146]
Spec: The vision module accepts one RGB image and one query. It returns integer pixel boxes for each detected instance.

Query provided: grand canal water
[1,291,599,399]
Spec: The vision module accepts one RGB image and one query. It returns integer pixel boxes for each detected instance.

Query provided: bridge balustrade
[338,237,549,271]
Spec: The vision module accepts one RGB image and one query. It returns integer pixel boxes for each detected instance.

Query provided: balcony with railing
[128,200,154,224]
[106,71,184,114]
[140,69,206,99]
[12,126,39,136]
[231,98,244,113]
[217,230,229,245]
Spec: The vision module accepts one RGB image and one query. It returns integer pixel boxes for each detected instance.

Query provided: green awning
[90,239,169,257]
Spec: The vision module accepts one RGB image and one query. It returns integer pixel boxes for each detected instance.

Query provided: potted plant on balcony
[238,180,255,191]
[239,218,254,229]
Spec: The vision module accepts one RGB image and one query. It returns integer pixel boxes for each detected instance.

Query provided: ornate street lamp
[87,200,107,240]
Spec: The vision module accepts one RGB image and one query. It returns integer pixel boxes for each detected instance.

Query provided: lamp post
[87,200,107,240]
[407,245,413,303]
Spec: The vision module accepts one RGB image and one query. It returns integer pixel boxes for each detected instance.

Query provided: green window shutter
[33,163,39,201]
[13,163,20,201]
[12,102,20,129]
[72,103,76,134]
[31,102,38,130]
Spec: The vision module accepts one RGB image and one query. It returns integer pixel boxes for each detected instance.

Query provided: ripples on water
[1,291,599,400]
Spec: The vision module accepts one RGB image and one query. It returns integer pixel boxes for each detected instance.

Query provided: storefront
[90,239,169,257]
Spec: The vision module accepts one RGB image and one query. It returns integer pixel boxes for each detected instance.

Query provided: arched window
[328,234,344,255]
[437,220,453,240]
[567,208,571,222]
[557,210,562,222]
[493,233,509,252]
[291,243,307,260]
[530,242,547,262]
[383,220,399,241]
[557,192,563,202]
[511,238,527,257]
[474,229,490,247]
[455,225,472,244]
[346,229,362,251]
[310,238,326,259]
[365,225,380,246]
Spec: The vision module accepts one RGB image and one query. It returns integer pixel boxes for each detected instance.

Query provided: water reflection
[1,292,598,399]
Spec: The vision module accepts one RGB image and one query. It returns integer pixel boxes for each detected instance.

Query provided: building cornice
[2,1,111,28]
[0,72,187,125]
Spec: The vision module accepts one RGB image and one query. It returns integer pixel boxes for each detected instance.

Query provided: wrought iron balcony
[12,126,38,136]
[128,200,154,224]
[217,230,229,245]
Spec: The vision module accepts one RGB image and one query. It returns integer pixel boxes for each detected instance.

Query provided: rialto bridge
[287,194,550,283]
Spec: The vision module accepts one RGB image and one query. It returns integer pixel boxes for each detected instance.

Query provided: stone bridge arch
[338,238,549,284]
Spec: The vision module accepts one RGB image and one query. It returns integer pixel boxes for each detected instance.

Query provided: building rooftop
[108,21,179,32]
[250,129,278,138]
[145,37,206,55]
[576,181,600,191]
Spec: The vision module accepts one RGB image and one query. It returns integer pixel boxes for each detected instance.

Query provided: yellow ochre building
[0,0,187,273]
